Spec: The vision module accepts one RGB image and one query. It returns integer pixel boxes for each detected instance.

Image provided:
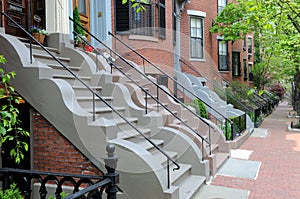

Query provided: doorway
[73,0,90,39]
[1,0,45,38]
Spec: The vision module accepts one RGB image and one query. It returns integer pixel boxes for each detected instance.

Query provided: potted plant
[73,6,86,47]
[29,26,48,44]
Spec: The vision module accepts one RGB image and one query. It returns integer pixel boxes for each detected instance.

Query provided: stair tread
[33,52,70,61]
[170,163,191,185]
[73,85,102,90]
[24,42,58,52]
[76,96,113,101]
[89,116,138,126]
[47,63,81,71]
[84,106,126,113]
[173,118,188,124]
[159,109,178,115]
[136,139,164,150]
[153,151,177,165]
[118,128,151,139]
[179,175,206,199]
[53,74,91,80]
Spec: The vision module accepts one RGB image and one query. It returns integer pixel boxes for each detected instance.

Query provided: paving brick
[212,101,300,199]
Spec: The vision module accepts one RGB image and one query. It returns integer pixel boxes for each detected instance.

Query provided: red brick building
[111,0,254,86]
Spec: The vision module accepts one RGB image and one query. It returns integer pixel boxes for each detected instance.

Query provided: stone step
[72,86,103,96]
[178,175,206,199]
[76,96,114,108]
[53,74,91,86]
[153,151,177,166]
[117,128,151,141]
[33,52,70,66]
[135,139,164,152]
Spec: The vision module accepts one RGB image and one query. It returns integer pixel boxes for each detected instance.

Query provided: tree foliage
[121,0,149,12]
[210,0,300,88]
[0,55,29,163]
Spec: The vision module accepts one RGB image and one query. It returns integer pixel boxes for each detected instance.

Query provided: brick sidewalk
[212,101,300,199]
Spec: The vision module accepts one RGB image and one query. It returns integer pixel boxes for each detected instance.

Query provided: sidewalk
[196,101,300,199]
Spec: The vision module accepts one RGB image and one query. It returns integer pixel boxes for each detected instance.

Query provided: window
[242,36,246,51]
[78,0,87,15]
[115,0,154,36]
[190,17,204,59]
[248,37,252,54]
[243,59,248,80]
[218,0,227,13]
[248,62,253,81]
[158,0,166,38]
[115,0,130,32]
[232,52,240,76]
[218,40,228,71]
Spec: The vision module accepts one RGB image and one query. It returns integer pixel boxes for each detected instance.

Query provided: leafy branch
[0,55,29,164]
[122,0,149,12]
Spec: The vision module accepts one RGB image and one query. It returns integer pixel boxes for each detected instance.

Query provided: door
[3,0,28,37]
[1,0,45,38]
[73,0,90,39]
[30,0,46,29]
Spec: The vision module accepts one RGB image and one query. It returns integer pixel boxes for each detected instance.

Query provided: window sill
[190,58,206,62]
[219,70,230,73]
[129,34,159,42]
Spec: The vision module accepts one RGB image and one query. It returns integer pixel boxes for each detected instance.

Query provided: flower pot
[32,32,46,44]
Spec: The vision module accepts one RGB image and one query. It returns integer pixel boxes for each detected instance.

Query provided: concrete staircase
[0,33,215,199]
[175,71,254,133]
[87,50,230,176]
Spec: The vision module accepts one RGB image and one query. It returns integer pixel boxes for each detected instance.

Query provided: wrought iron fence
[0,144,120,199]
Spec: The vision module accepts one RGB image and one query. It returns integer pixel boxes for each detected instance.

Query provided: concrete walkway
[195,101,300,199]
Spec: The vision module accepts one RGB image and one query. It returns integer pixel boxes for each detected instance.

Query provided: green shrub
[0,183,23,199]
[193,99,208,119]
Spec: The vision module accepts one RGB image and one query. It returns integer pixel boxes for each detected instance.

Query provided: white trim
[217,35,224,40]
[189,16,205,60]
[190,58,206,62]
[187,10,206,17]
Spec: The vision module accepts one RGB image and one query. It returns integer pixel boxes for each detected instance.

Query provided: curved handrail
[0,12,180,189]
[179,59,253,113]
[107,32,232,126]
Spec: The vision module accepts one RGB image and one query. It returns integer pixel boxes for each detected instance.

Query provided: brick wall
[111,0,254,86]
[111,0,175,73]
[32,110,102,176]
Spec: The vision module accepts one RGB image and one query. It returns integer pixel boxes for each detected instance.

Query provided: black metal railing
[179,58,229,86]
[179,59,248,138]
[70,17,213,156]
[74,32,211,159]
[0,144,119,199]
[106,31,239,139]
[0,11,180,190]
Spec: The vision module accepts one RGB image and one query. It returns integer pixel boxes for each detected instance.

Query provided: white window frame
[218,40,228,71]
[188,10,206,61]
[218,0,227,13]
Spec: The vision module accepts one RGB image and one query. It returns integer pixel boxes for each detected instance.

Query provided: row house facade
[111,0,255,87]
[0,0,255,198]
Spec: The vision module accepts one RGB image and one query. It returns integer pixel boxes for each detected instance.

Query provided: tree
[121,0,149,12]
[0,55,29,163]
[210,0,300,112]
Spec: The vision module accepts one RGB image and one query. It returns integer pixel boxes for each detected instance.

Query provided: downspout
[174,0,189,71]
